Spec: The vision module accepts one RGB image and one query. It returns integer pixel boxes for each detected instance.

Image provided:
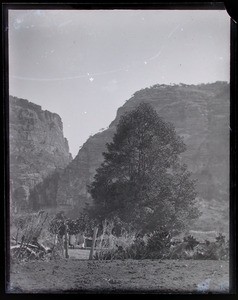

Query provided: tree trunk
[64,224,69,258]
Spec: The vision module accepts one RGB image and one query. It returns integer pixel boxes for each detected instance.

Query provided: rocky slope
[30,82,230,231]
[9,96,72,212]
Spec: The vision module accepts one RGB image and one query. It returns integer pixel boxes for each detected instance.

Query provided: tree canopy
[88,102,200,234]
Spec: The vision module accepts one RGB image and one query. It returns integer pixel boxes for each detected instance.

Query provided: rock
[9,96,72,212]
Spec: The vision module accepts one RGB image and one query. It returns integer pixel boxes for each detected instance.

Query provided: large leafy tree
[88,103,200,234]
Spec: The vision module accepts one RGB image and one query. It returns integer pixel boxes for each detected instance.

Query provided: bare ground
[8,251,229,294]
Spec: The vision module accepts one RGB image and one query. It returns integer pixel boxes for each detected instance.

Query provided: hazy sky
[9,9,230,157]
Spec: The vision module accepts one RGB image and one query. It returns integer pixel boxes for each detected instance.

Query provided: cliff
[9,95,72,211]
[30,82,230,231]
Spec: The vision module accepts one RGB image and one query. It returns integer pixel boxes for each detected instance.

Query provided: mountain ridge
[27,82,229,232]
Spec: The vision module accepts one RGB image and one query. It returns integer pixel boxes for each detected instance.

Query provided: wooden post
[64,223,69,259]
[89,227,98,260]
[98,220,107,260]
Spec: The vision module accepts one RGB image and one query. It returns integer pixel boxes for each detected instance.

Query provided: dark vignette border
[229,11,237,297]
[2,0,237,296]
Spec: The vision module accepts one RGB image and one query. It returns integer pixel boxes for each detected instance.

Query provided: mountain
[29,82,230,232]
[9,96,72,212]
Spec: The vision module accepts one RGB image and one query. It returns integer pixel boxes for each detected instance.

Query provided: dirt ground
[8,250,229,294]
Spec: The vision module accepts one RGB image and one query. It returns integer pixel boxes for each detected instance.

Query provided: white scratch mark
[168,23,181,38]
[144,19,192,64]
[147,46,165,62]
[10,68,126,82]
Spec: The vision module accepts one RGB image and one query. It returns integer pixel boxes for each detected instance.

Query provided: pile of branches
[10,211,52,262]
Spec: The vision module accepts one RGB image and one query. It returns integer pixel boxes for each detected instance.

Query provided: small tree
[88,103,200,234]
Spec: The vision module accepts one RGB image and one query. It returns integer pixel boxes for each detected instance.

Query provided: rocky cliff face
[30,82,230,231]
[9,96,72,211]
[56,128,115,211]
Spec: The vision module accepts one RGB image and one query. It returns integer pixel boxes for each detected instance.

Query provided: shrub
[94,227,172,260]
[193,233,228,260]
[94,238,147,261]
[94,225,229,261]
[126,236,147,259]
[145,228,172,259]
[183,235,199,250]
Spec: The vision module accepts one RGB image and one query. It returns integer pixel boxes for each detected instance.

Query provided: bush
[145,228,172,259]
[94,230,229,261]
[193,233,229,260]
[183,235,199,250]
[94,228,137,260]
[94,245,127,260]
[126,236,147,259]
[94,239,147,261]
[94,227,172,260]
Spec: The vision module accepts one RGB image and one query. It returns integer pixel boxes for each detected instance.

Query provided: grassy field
[8,258,229,294]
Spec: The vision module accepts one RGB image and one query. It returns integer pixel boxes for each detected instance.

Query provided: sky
[8,9,230,157]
